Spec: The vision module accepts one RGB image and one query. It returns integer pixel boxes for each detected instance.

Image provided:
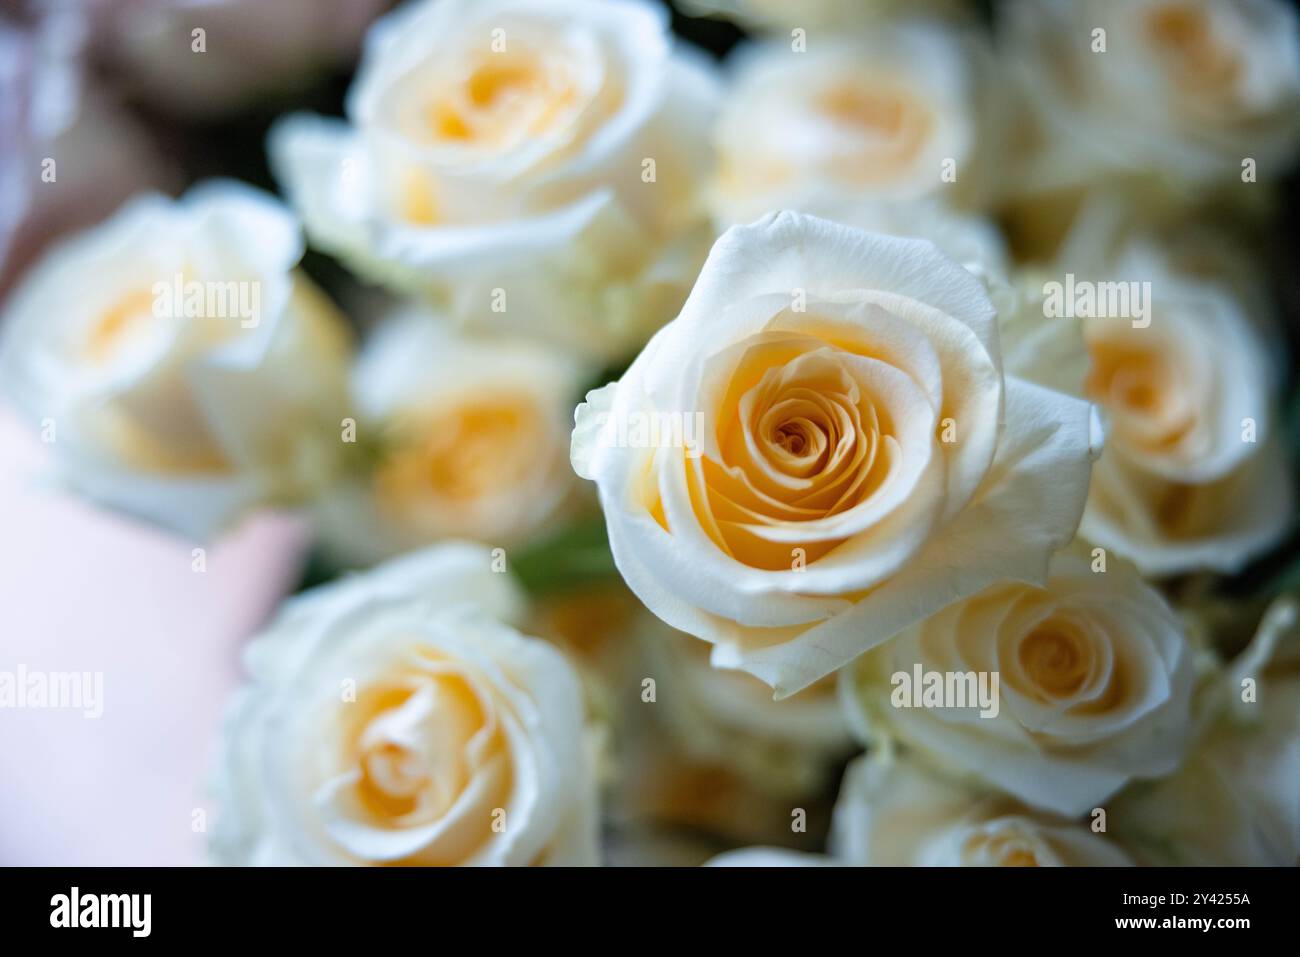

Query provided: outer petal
[1082,437,1294,577]
[830,751,1133,866]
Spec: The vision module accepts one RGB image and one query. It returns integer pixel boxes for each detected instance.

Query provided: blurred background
[2,0,1298,865]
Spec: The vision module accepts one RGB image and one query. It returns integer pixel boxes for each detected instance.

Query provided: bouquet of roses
[3,0,1298,867]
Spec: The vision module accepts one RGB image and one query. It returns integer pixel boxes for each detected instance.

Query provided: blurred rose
[0,181,352,539]
[1001,218,1294,575]
[89,0,390,117]
[0,10,176,297]
[1112,596,1300,865]
[710,21,1003,226]
[211,543,600,866]
[573,212,1100,695]
[840,547,1197,816]
[312,306,587,564]
[830,751,1133,865]
[1001,0,1300,200]
[270,0,718,359]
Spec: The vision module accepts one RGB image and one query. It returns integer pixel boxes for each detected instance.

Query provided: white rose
[710,22,1002,226]
[573,212,1101,695]
[313,307,588,565]
[840,548,1196,816]
[1002,0,1300,197]
[211,543,600,866]
[1008,238,1293,576]
[830,751,1133,866]
[0,181,351,540]
[270,0,719,359]
[1082,262,1292,573]
[1112,596,1300,866]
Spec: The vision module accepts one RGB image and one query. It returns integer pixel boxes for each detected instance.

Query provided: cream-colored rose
[1112,596,1300,866]
[1082,281,1291,574]
[211,543,600,866]
[831,750,1133,866]
[1002,0,1300,198]
[1005,238,1293,576]
[270,0,718,359]
[840,548,1196,816]
[710,22,1002,226]
[573,212,1101,695]
[313,308,588,564]
[0,182,351,539]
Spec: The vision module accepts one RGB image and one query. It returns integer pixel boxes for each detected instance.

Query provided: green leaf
[508,516,620,597]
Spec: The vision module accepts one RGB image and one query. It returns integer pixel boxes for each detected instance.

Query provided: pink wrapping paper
[0,403,310,865]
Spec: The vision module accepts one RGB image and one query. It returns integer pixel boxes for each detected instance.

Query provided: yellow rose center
[964,832,1042,867]
[419,46,583,152]
[1085,334,1195,454]
[815,78,935,185]
[377,395,544,511]
[699,334,901,569]
[84,288,157,363]
[338,663,509,841]
[1145,2,1242,92]
[1018,621,1090,698]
